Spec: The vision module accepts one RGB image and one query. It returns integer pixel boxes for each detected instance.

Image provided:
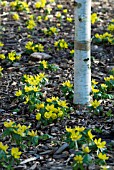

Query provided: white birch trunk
[74,0,91,104]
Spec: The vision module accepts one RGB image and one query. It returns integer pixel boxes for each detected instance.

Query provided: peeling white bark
[74,0,91,104]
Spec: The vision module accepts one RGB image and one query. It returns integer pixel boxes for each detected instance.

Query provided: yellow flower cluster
[25,41,44,52]
[91,13,98,24]
[74,155,83,164]
[0,66,3,72]
[66,126,85,141]
[104,75,114,81]
[95,32,113,39]
[27,19,36,30]
[43,26,58,35]
[54,39,68,49]
[23,73,46,86]
[10,0,29,12]
[91,86,99,93]
[35,0,46,9]
[8,51,21,61]
[108,24,114,32]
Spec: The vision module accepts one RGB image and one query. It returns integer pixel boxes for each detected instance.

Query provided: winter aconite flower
[36,113,41,120]
[74,155,83,164]
[90,99,100,108]
[11,147,22,159]
[15,90,22,96]
[88,129,95,140]
[94,138,106,149]
[28,130,37,137]
[0,54,5,59]
[62,80,73,88]
[98,152,109,160]
[82,145,91,153]
[4,121,15,128]
[70,131,82,141]
[0,142,9,153]
[12,13,20,20]
[91,13,98,24]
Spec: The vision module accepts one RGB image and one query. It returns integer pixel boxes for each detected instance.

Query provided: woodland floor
[0,0,114,169]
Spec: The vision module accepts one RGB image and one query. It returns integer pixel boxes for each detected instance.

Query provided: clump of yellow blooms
[43,26,58,35]
[10,0,29,12]
[54,39,68,49]
[35,0,46,9]
[8,51,21,61]
[25,41,44,53]
[27,19,36,30]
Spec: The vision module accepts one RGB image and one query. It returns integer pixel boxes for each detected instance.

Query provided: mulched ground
[0,0,114,169]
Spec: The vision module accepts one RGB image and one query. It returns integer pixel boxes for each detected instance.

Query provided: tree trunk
[74,0,91,104]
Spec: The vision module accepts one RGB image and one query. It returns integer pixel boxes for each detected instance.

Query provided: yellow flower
[92,79,98,85]
[90,99,100,108]
[39,60,48,68]
[70,49,74,54]
[74,155,83,164]
[66,126,74,133]
[51,113,57,119]
[104,76,111,81]
[0,66,3,72]
[98,152,109,160]
[0,142,8,153]
[16,55,21,60]
[67,17,73,22]
[11,147,22,159]
[55,12,61,18]
[58,100,68,108]
[24,86,32,92]
[25,41,33,50]
[24,96,30,104]
[15,90,22,96]
[36,113,41,120]
[63,9,67,13]
[75,126,85,132]
[1,1,7,7]
[12,13,20,20]
[36,103,44,110]
[62,80,73,88]
[44,111,52,119]
[8,51,16,61]
[0,54,5,59]
[101,84,108,88]
[4,121,15,128]
[88,129,95,140]
[37,16,42,22]
[91,86,99,93]
[27,20,36,30]
[58,110,63,117]
[70,131,82,141]
[94,138,106,149]
[35,2,41,8]
[108,24,114,32]
[10,1,17,7]
[82,145,90,153]
[28,130,37,137]
[57,4,63,9]
[0,42,4,47]
[91,13,98,24]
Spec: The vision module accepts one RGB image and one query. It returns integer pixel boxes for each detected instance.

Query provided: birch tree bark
[74,0,91,104]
